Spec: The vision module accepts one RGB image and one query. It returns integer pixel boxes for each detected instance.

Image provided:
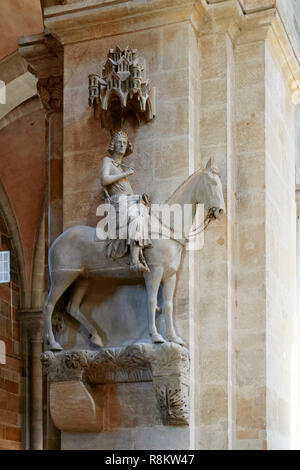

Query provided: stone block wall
[0,215,22,450]
[234,39,267,450]
[198,24,232,450]
[265,39,297,449]
[197,0,300,450]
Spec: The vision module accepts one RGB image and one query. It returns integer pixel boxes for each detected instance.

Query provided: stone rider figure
[100,130,151,272]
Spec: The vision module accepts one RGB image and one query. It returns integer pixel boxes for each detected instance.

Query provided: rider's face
[114,137,128,156]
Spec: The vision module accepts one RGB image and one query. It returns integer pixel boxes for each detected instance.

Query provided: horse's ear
[213,163,220,174]
[205,157,220,174]
[206,158,212,170]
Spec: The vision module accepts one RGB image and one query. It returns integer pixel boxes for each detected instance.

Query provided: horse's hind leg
[67,279,103,348]
[43,270,80,350]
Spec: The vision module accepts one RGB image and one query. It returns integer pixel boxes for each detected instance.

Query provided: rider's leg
[130,242,139,265]
[130,241,149,272]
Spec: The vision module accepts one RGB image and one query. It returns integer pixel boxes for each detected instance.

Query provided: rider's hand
[125,169,134,176]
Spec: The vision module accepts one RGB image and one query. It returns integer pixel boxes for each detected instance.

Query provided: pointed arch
[0,179,29,308]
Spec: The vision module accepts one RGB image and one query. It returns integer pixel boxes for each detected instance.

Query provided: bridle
[188,207,216,238]
[151,206,217,247]
[101,190,218,248]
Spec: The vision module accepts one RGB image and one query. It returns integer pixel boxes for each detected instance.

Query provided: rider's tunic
[103,158,152,259]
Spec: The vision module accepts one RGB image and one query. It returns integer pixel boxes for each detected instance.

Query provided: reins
[150,207,216,247]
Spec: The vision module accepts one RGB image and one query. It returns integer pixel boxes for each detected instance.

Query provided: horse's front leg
[163,274,185,346]
[144,267,164,343]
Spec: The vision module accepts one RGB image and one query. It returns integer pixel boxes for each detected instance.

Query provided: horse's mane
[166,167,205,204]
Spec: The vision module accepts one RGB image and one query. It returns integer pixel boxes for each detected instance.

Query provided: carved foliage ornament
[89,46,156,129]
[154,379,189,425]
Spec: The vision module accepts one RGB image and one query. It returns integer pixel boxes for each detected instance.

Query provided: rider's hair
[108,130,133,157]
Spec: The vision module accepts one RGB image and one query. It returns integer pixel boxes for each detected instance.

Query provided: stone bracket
[41,342,190,431]
[49,380,101,433]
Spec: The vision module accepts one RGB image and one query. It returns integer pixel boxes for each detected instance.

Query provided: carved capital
[37,76,63,115]
[18,34,64,115]
[19,310,44,342]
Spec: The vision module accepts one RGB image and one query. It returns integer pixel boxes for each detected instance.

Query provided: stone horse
[43,160,226,350]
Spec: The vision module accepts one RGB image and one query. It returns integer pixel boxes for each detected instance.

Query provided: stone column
[37,67,64,458]
[234,6,300,449]
[198,0,300,450]
[19,35,64,450]
[18,35,64,246]
[197,1,240,450]
[37,76,63,245]
[196,0,300,449]
[20,310,44,450]
[30,323,44,450]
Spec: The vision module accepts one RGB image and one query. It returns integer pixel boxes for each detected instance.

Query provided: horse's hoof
[89,334,103,348]
[150,333,165,343]
[46,341,63,351]
[166,335,185,346]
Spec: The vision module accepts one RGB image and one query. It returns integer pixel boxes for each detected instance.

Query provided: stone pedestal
[41,342,190,449]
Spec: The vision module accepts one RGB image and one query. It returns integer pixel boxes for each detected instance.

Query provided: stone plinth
[41,342,190,436]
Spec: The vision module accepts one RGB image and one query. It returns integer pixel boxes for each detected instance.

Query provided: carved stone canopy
[41,342,189,431]
[19,309,44,342]
[89,46,156,129]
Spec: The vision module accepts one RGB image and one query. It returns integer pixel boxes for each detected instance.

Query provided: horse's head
[196,159,226,219]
